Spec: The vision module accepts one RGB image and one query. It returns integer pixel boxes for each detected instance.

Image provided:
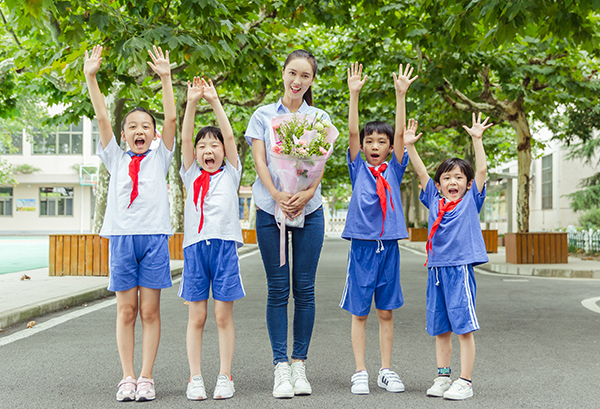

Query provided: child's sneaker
[427,376,452,397]
[377,368,405,392]
[351,370,369,395]
[290,361,312,395]
[135,377,155,402]
[186,375,207,401]
[116,376,136,402]
[273,362,294,398]
[213,374,235,400]
[443,378,473,400]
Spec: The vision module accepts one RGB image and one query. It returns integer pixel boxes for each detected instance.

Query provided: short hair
[121,107,156,131]
[359,121,394,146]
[194,126,224,147]
[434,158,475,183]
[283,49,317,106]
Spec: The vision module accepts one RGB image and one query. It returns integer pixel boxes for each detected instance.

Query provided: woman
[245,50,331,399]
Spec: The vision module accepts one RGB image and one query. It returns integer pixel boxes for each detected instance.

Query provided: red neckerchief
[425,198,462,266]
[193,168,223,233]
[368,163,395,237]
[127,153,147,209]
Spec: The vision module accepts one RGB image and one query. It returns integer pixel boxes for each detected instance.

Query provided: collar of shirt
[371,161,389,172]
[126,150,151,158]
[275,98,310,115]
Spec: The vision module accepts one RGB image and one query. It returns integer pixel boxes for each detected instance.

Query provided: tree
[306,0,600,232]
[1,0,298,231]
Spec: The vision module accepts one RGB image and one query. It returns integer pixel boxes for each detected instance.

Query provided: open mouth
[205,158,215,167]
[291,85,302,94]
[448,188,459,195]
[134,137,145,148]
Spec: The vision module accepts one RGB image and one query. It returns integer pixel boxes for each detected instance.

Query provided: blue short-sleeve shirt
[245,99,331,216]
[342,149,409,241]
[420,178,489,267]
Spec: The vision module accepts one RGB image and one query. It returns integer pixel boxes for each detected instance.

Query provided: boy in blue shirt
[340,63,417,395]
[404,113,493,400]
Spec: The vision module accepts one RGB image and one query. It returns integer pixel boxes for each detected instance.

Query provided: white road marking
[0,249,261,347]
[502,279,529,282]
[0,298,117,347]
[581,297,600,314]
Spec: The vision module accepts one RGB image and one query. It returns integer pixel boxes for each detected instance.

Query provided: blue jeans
[256,208,325,365]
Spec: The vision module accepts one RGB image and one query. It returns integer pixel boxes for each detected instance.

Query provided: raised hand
[403,118,422,146]
[83,45,103,76]
[463,112,493,139]
[393,63,418,95]
[201,78,219,103]
[187,76,204,103]
[347,62,367,94]
[147,45,171,77]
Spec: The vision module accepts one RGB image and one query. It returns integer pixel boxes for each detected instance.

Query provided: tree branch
[0,9,23,49]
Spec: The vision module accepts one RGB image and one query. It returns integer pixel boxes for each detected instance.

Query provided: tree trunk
[92,94,125,234]
[169,88,186,233]
[236,133,249,190]
[508,108,532,233]
[412,175,421,227]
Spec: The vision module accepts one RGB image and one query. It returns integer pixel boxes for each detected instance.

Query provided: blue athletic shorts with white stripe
[426,264,479,336]
[108,234,172,292]
[340,239,403,317]
[178,239,245,303]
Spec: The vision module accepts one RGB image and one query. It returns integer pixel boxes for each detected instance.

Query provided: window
[541,154,552,210]
[40,187,74,216]
[0,133,23,154]
[0,187,13,216]
[33,122,83,155]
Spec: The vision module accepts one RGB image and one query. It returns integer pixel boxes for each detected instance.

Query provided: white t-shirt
[97,137,174,237]
[180,157,243,249]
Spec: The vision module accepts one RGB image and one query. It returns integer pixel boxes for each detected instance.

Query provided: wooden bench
[505,232,568,264]
[408,228,428,242]
[50,230,258,276]
[482,229,498,253]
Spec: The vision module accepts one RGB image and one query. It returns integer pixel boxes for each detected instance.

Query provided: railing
[568,229,600,253]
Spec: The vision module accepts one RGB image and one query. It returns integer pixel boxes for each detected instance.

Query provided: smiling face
[435,165,473,201]
[121,110,157,154]
[361,131,393,167]
[281,57,315,104]
[195,133,225,172]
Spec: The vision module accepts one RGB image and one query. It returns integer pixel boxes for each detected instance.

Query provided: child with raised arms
[403,113,493,400]
[84,45,176,402]
[340,62,417,395]
[178,76,245,401]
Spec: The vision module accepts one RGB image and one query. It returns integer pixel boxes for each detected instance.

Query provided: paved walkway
[3,239,600,330]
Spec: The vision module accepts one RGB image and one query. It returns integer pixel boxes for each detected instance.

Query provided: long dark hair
[283,49,317,106]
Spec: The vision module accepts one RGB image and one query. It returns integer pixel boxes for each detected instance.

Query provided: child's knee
[214,310,233,329]
[376,309,393,322]
[352,314,369,323]
[117,303,138,324]
[139,304,160,324]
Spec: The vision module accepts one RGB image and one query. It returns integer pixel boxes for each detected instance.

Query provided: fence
[568,229,600,253]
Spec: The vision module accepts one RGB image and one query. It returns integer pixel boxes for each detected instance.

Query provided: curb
[0,266,184,330]
[1,246,258,330]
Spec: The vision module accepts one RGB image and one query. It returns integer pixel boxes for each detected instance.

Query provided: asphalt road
[1,238,599,408]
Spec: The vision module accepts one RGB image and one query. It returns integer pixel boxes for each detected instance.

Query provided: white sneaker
[273,362,294,398]
[443,378,473,400]
[377,368,405,392]
[213,374,235,399]
[291,361,312,395]
[186,375,207,401]
[427,376,452,397]
[351,370,369,395]
[116,376,136,402]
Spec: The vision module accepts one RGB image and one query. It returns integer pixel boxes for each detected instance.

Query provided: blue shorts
[178,239,245,302]
[340,239,403,316]
[426,264,480,336]
[108,234,172,292]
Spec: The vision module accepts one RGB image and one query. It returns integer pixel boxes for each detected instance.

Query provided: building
[1,116,256,235]
[1,118,100,234]
[484,128,598,234]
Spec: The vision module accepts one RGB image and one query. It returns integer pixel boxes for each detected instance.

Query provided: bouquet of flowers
[268,113,339,265]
